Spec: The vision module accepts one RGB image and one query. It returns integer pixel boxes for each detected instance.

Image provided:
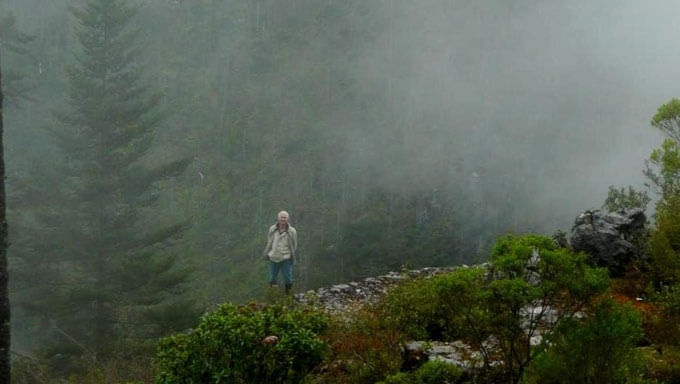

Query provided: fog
[1,0,678,361]
[342,0,676,230]
[4,0,675,228]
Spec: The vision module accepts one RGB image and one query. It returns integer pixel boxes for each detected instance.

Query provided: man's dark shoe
[285,283,293,295]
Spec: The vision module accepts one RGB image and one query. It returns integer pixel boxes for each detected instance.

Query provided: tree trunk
[0,51,12,384]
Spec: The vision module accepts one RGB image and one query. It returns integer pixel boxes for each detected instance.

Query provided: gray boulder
[570,208,646,275]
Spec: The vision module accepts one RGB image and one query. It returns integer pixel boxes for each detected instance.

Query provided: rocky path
[293,265,469,313]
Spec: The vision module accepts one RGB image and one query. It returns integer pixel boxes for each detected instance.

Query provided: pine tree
[39,0,194,364]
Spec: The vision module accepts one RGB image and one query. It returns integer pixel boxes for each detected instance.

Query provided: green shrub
[381,234,611,384]
[523,299,643,384]
[377,360,463,384]
[644,100,680,288]
[381,267,488,341]
[646,284,680,346]
[649,209,680,289]
[155,302,329,384]
[640,345,680,383]
[306,305,405,384]
[381,274,443,340]
[379,372,416,384]
[603,185,651,212]
[414,360,463,384]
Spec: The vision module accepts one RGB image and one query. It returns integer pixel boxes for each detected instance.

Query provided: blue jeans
[268,259,293,285]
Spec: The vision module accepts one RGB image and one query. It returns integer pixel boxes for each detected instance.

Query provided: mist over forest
[2,0,680,381]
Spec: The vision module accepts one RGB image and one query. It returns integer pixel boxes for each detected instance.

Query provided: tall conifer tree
[43,0,194,362]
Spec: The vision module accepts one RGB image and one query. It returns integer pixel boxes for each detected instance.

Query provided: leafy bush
[640,345,680,383]
[382,267,486,341]
[414,360,464,384]
[522,299,643,384]
[307,305,405,384]
[658,285,680,324]
[377,360,463,384]
[379,372,414,384]
[381,234,611,384]
[644,100,680,289]
[381,274,442,340]
[645,284,680,346]
[603,185,651,212]
[648,195,680,288]
[155,302,329,384]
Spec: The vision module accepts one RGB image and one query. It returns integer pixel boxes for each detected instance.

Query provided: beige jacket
[263,223,297,262]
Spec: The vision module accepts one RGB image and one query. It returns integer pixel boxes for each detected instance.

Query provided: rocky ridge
[293,261,567,372]
[294,265,464,313]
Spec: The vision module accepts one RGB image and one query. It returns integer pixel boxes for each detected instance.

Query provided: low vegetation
[150,231,663,384]
[156,303,329,384]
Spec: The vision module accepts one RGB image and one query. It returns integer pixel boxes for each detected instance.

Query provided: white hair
[278,210,289,218]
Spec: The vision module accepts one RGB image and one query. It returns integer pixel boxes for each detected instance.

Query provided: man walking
[263,211,297,294]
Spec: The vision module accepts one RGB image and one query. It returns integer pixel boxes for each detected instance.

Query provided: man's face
[278,214,288,226]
